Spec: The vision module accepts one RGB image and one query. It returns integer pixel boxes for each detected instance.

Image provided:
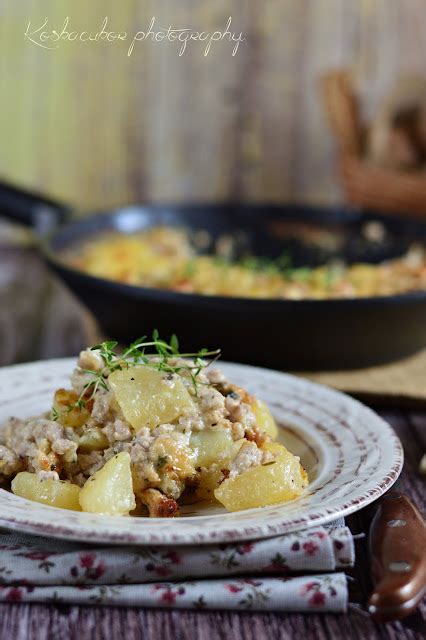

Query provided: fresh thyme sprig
[52,331,220,420]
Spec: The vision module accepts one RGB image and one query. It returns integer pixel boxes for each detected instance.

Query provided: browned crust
[139,488,179,518]
[244,427,266,447]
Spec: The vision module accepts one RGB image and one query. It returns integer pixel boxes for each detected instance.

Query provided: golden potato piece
[195,467,225,501]
[52,388,91,428]
[11,472,81,511]
[78,429,109,452]
[109,366,194,431]
[190,429,235,468]
[79,451,136,515]
[251,398,278,439]
[151,435,195,479]
[214,442,307,511]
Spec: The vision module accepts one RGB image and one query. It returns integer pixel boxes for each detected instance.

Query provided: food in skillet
[0,334,307,516]
[64,227,426,299]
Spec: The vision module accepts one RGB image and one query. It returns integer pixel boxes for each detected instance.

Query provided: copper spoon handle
[368,491,426,623]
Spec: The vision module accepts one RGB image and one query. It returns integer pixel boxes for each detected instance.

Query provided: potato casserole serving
[65,227,426,299]
[0,335,307,517]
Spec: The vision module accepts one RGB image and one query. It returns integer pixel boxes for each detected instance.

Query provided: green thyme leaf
[64,331,221,414]
[170,334,179,353]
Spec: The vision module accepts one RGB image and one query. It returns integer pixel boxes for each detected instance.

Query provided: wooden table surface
[0,408,424,640]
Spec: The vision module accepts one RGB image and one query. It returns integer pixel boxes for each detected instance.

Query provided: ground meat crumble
[0,348,285,515]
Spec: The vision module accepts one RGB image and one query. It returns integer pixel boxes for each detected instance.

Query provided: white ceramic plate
[0,358,403,545]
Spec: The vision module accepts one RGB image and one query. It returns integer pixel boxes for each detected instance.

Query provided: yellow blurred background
[1,0,426,212]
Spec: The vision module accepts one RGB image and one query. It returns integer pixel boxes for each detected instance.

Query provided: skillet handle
[368,491,426,623]
[0,180,71,233]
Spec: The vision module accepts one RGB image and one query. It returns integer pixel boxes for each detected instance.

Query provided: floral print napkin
[0,524,354,612]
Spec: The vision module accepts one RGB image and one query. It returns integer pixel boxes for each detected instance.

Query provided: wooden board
[296,349,426,409]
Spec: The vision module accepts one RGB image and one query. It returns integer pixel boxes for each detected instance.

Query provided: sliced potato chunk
[190,429,235,468]
[155,435,195,478]
[11,472,81,511]
[109,366,194,431]
[78,429,109,452]
[214,442,307,511]
[195,467,225,501]
[251,398,278,439]
[79,451,136,515]
[52,388,91,428]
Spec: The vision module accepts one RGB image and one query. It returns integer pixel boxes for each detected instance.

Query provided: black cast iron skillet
[1,180,426,370]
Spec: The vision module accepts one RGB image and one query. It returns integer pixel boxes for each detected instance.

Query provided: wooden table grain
[0,409,424,640]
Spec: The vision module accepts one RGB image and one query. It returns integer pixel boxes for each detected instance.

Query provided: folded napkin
[0,524,354,612]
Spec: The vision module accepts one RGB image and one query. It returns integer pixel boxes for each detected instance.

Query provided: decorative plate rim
[0,358,403,545]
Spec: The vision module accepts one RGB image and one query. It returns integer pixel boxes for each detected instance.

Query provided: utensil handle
[368,491,426,623]
[0,180,71,231]
[320,70,362,156]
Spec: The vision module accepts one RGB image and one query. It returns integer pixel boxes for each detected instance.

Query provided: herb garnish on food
[52,331,220,420]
